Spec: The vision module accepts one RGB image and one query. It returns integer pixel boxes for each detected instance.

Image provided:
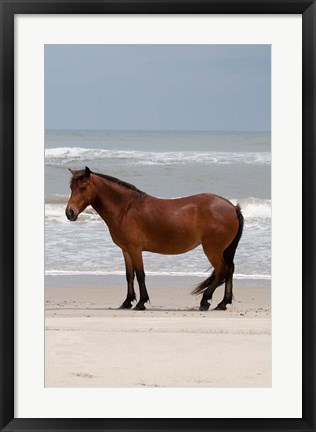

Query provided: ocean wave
[45,147,270,167]
[45,195,271,222]
[45,269,271,280]
[45,203,100,224]
[231,197,271,219]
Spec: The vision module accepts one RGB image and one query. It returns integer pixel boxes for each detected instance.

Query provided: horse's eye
[80,186,87,192]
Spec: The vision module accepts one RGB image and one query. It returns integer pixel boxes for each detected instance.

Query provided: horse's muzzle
[65,207,78,221]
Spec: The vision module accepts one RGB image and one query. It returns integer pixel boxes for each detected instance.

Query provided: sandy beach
[45,278,271,388]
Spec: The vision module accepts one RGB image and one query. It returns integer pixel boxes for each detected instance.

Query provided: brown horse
[66,166,244,311]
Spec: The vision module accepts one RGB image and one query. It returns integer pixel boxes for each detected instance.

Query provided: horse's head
[66,166,96,221]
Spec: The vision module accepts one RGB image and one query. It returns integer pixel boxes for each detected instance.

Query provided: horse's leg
[215,264,234,310]
[119,251,136,309]
[200,248,229,311]
[128,250,150,311]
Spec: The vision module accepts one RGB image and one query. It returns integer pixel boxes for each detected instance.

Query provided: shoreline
[45,273,271,288]
[45,281,271,388]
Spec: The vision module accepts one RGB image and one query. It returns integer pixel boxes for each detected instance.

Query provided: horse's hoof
[118,302,133,309]
[199,303,210,311]
[134,303,146,311]
[214,304,227,311]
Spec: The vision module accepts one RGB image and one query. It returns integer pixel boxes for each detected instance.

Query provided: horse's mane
[93,171,145,196]
[71,169,146,197]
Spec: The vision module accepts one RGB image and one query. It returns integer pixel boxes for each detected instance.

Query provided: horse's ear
[85,166,91,177]
[68,168,76,175]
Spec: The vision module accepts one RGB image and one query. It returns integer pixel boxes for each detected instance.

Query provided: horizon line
[45,128,271,133]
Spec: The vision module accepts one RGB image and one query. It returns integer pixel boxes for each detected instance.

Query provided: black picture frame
[0,1,315,431]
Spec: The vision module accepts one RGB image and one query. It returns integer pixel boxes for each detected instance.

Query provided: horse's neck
[91,176,133,221]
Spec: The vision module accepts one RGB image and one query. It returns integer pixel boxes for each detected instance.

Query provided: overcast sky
[45,44,270,131]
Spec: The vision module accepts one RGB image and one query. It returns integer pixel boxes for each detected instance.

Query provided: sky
[45,44,271,131]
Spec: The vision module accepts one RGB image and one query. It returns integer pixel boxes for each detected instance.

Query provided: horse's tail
[223,204,244,271]
[191,271,223,295]
[191,204,244,295]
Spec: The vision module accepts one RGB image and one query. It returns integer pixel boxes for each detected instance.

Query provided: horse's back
[144,193,236,220]
[141,193,238,238]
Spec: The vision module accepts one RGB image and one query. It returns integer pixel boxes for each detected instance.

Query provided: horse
[65,166,244,311]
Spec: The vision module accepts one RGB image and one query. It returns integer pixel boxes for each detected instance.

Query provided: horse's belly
[145,244,200,255]
[159,247,200,256]
[144,234,201,255]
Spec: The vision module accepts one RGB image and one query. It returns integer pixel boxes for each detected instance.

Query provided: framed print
[0,1,315,431]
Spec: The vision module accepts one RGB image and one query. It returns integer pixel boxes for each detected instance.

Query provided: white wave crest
[45,269,271,280]
[45,204,100,224]
[45,195,271,224]
[45,147,270,167]
[232,197,271,219]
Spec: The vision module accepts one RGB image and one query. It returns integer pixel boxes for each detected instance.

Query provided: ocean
[45,130,271,285]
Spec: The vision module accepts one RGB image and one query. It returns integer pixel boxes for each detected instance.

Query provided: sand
[45,282,271,388]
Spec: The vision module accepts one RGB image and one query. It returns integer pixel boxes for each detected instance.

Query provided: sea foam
[45,195,271,222]
[45,147,271,167]
[45,269,271,280]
